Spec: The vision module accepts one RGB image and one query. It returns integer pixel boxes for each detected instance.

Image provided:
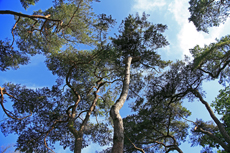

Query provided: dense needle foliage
[1,0,230,153]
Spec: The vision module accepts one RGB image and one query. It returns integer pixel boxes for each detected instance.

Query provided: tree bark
[74,132,84,153]
[174,146,183,153]
[110,57,132,153]
[193,89,230,146]
[68,86,100,153]
[0,10,60,21]
[166,146,183,153]
[197,127,230,151]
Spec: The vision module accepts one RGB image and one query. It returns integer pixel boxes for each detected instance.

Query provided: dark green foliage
[20,0,40,9]
[15,0,97,55]
[146,60,204,104]
[130,60,207,152]
[0,82,112,152]
[212,86,230,122]
[142,57,230,152]
[190,35,230,84]
[0,40,29,71]
[1,83,65,152]
[84,122,113,146]
[111,13,170,69]
[188,0,230,33]
[190,119,224,153]
[124,101,190,153]
[1,1,172,152]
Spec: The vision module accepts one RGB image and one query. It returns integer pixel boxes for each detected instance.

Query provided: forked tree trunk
[110,57,132,153]
[69,88,100,153]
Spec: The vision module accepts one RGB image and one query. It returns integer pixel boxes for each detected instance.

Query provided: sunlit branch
[0,87,32,120]
[0,10,63,46]
[124,134,145,153]
[44,125,55,153]
[10,16,20,48]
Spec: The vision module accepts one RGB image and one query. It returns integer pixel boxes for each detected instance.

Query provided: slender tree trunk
[193,90,230,145]
[69,87,100,153]
[110,57,132,153]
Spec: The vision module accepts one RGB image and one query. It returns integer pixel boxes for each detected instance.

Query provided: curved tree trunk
[110,57,132,153]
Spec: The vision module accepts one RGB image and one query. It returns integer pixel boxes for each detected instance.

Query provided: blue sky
[0,0,230,152]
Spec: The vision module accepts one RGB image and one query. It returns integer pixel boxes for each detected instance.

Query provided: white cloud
[168,0,188,26]
[176,23,225,57]
[132,0,166,12]
[168,0,229,58]
[131,0,230,59]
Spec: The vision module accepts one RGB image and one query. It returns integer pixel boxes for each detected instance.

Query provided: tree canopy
[188,0,230,33]
[1,0,230,153]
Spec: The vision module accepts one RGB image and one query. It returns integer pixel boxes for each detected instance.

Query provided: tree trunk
[110,57,132,153]
[193,90,230,145]
[74,132,83,153]
[197,127,229,151]
[69,88,100,153]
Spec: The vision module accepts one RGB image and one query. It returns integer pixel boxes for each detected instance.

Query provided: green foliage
[15,1,97,55]
[188,0,230,33]
[0,40,29,71]
[212,86,230,116]
[124,100,190,152]
[212,86,230,133]
[20,0,40,10]
[0,82,113,152]
[111,13,171,69]
[1,1,172,152]
[190,35,230,84]
[190,119,224,153]
[1,0,101,71]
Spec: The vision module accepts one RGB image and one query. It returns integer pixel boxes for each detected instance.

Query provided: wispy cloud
[131,0,230,59]
[132,0,166,13]
[168,0,230,57]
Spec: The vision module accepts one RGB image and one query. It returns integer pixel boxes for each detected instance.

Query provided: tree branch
[192,89,230,144]
[0,87,32,120]
[125,134,145,153]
